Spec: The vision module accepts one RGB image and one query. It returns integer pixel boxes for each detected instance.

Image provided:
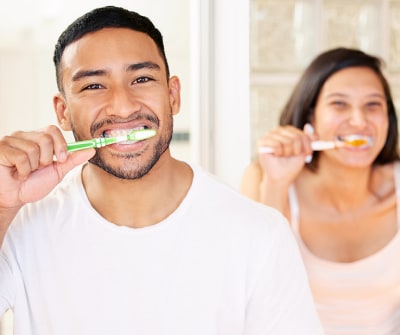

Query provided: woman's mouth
[336,134,373,148]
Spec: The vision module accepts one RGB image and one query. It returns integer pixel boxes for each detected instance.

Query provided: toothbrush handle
[67,139,98,152]
[310,140,336,151]
[66,129,156,152]
[259,140,336,154]
[67,137,121,152]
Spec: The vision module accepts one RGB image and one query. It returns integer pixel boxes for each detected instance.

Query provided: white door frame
[190,0,251,189]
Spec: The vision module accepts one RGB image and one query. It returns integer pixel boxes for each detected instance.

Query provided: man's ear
[168,76,181,116]
[53,93,72,131]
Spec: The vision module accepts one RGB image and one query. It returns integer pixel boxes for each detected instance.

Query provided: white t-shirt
[0,164,323,335]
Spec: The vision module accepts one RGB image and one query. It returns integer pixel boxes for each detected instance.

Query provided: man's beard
[88,133,171,180]
[71,113,173,180]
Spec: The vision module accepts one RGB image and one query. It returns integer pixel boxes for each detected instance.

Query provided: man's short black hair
[53,6,170,92]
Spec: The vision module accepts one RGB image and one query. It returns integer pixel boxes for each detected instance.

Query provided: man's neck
[81,158,193,228]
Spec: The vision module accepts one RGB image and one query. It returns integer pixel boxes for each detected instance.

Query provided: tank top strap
[288,185,300,232]
[394,161,400,226]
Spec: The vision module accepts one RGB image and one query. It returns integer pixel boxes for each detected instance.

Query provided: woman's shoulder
[244,160,262,178]
[373,161,397,179]
[371,162,398,198]
[240,160,263,199]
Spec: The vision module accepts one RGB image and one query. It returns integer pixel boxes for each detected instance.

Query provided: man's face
[54,27,180,179]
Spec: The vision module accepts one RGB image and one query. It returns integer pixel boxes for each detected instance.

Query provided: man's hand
[0,125,94,217]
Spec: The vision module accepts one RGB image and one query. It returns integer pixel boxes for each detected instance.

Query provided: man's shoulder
[195,165,282,211]
[191,164,289,232]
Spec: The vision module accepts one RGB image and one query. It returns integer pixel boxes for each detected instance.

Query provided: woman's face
[313,66,389,167]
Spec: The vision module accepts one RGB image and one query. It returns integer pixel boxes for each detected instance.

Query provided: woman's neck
[301,161,376,212]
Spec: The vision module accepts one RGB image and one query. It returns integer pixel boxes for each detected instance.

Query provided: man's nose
[105,88,140,117]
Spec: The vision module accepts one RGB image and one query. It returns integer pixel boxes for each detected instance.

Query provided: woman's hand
[257,124,315,185]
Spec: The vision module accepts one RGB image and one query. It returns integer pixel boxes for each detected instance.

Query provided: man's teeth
[103,127,147,138]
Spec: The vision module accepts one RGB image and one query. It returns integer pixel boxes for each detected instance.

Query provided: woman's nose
[348,107,368,127]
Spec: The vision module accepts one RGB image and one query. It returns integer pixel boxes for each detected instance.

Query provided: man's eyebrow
[72,69,108,82]
[127,61,161,72]
[71,62,161,82]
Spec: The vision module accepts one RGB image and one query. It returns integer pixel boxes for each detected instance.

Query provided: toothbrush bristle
[338,135,371,147]
[128,129,156,141]
[346,139,368,147]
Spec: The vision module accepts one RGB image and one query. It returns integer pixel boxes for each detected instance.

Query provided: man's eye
[133,77,152,84]
[84,83,103,90]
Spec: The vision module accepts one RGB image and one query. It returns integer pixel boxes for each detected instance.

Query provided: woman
[241,47,400,334]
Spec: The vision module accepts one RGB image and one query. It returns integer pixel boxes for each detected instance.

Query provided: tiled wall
[250,0,400,157]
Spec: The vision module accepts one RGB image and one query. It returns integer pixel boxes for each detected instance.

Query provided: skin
[241,67,396,262]
[0,27,193,245]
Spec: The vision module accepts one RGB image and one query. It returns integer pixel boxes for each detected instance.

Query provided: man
[0,6,322,334]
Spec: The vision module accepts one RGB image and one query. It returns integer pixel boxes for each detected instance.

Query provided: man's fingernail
[59,151,67,162]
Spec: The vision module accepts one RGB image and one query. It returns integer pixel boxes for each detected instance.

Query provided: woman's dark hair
[279,47,399,170]
[53,6,169,92]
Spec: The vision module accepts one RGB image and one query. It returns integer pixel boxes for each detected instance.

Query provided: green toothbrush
[67,129,156,152]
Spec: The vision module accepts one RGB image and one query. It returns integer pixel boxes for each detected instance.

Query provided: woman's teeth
[337,134,373,148]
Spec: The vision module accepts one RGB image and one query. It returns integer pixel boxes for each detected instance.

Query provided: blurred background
[250,0,400,160]
[1,0,400,333]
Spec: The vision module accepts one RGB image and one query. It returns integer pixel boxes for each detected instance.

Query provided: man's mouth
[102,126,150,137]
[101,126,153,145]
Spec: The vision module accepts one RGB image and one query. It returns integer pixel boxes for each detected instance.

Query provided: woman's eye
[331,101,346,108]
[366,101,382,108]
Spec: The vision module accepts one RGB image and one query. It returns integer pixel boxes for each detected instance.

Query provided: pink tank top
[289,162,400,334]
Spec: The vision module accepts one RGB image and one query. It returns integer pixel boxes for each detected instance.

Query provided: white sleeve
[0,251,15,316]
[244,222,324,334]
